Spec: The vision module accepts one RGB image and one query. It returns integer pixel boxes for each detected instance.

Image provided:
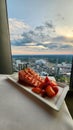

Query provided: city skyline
[7,0,73,55]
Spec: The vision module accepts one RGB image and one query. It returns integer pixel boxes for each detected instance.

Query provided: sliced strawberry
[45,86,56,98]
[32,87,41,94]
[52,86,59,95]
[44,76,50,84]
[41,89,47,97]
[38,81,45,89]
[39,76,50,89]
[50,80,58,87]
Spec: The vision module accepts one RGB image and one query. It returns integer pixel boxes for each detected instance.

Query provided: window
[1,0,72,88]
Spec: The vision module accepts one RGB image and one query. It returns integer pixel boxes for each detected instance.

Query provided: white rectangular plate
[7,73,69,111]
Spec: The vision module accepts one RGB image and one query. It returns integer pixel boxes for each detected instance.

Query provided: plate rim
[7,73,69,111]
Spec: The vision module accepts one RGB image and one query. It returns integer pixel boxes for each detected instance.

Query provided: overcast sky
[7,0,73,55]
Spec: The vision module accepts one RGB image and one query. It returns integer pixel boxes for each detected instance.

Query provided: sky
[7,0,73,55]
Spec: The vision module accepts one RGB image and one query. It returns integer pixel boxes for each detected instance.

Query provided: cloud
[45,21,54,28]
[35,26,45,31]
[9,18,56,46]
[48,43,73,50]
[44,43,59,49]
[60,44,73,49]
[9,18,73,54]
[9,18,30,41]
[51,36,73,46]
[56,14,65,21]
[52,36,66,42]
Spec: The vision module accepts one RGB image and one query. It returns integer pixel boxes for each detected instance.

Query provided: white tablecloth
[0,75,73,130]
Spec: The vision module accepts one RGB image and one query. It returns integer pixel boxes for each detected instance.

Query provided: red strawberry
[45,76,50,83]
[41,89,47,97]
[32,87,41,94]
[50,80,58,87]
[45,86,56,98]
[39,76,50,89]
[52,86,59,95]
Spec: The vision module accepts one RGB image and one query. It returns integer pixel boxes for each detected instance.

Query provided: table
[0,75,73,130]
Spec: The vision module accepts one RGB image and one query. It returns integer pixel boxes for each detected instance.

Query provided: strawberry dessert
[18,68,59,98]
